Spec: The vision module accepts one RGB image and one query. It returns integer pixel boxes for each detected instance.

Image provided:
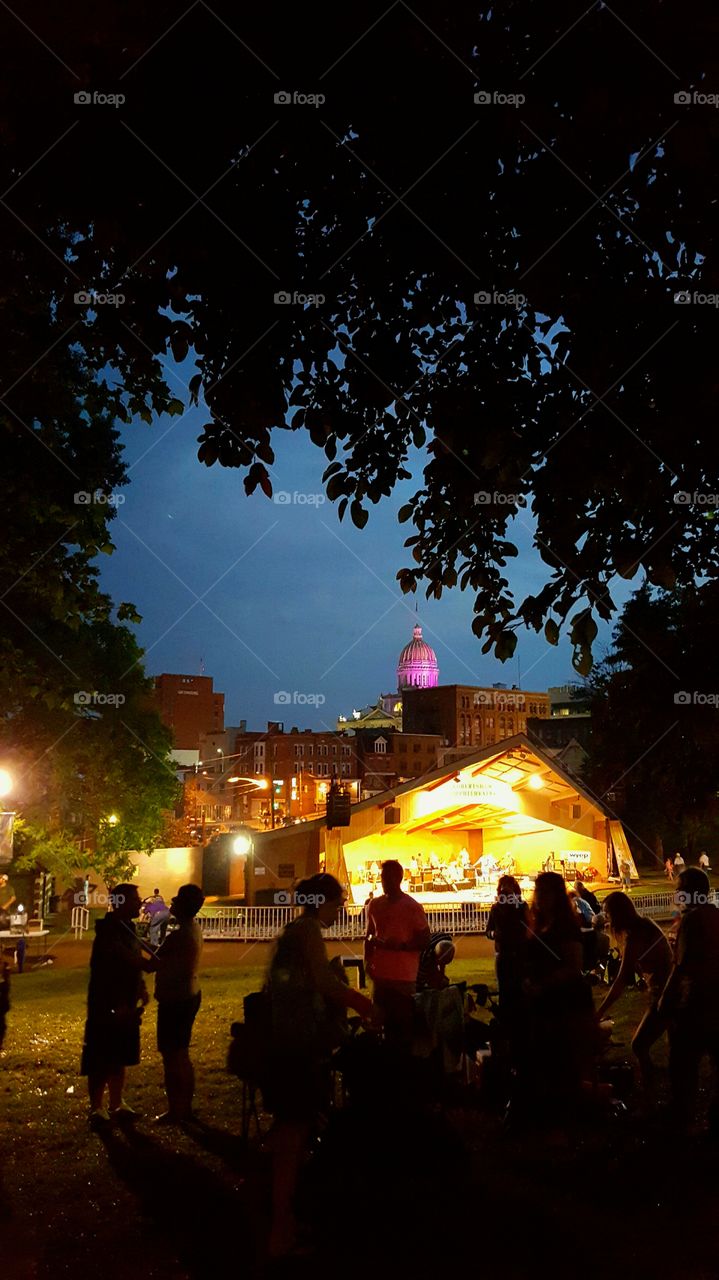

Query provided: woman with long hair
[265,873,375,1257]
[520,872,595,1125]
[597,890,672,1086]
[486,874,529,1016]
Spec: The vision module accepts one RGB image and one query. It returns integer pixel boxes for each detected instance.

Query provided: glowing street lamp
[0,769,13,799]
[105,813,120,825]
[232,833,252,857]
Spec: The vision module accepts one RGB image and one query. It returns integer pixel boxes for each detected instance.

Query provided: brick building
[184,721,445,831]
[351,728,445,795]
[402,683,550,749]
[153,673,225,750]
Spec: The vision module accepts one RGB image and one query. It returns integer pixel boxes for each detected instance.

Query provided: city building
[183,718,446,835]
[351,728,445,795]
[528,683,592,761]
[336,620,439,730]
[236,733,634,903]
[402,683,550,748]
[153,673,225,752]
[396,622,439,689]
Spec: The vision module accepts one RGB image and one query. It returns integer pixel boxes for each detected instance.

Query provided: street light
[106,813,120,825]
[231,826,255,905]
[0,769,13,798]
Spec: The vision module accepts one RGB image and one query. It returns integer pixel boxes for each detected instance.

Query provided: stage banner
[0,812,15,866]
[324,827,353,904]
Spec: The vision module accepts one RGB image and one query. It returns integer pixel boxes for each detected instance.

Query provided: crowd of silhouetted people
[4,855,717,1264]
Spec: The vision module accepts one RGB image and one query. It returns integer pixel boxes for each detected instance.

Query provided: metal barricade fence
[197,891,705,941]
[198,902,491,941]
[71,905,90,939]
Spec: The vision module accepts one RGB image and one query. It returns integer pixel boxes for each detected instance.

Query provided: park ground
[3,895,719,1280]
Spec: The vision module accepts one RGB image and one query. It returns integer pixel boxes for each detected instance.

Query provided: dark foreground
[2,960,718,1280]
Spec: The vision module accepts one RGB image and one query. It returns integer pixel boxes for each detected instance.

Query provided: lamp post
[232,828,255,905]
[0,768,15,879]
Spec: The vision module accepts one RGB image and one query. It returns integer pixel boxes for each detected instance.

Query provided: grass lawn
[0,944,714,1279]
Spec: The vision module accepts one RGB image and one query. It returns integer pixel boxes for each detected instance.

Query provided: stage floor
[349,879,537,907]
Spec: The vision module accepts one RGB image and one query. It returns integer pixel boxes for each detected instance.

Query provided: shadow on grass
[97,1125,266,1278]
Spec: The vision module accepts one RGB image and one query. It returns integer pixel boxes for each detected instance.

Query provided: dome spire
[396,619,439,690]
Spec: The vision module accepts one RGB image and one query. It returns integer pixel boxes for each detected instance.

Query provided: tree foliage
[584,583,719,860]
[1,2,718,671]
[6,617,179,882]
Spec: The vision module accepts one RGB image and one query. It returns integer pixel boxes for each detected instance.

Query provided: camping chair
[227,990,271,1141]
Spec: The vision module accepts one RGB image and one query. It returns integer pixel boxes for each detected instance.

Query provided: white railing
[632,890,716,920]
[197,892,705,941]
[198,902,491,941]
[71,906,90,938]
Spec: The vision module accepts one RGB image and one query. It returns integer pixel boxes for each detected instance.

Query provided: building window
[254,742,265,756]
[374,738,387,754]
[413,743,421,753]
[342,746,351,757]
[294,745,304,758]
[307,745,313,757]
[319,745,328,757]
[332,746,337,757]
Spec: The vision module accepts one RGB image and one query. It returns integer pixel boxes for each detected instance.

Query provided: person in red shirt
[364,860,431,1047]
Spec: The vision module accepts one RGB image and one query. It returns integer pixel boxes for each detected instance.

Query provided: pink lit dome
[397,624,439,690]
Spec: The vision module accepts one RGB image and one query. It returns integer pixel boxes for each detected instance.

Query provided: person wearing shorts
[150,883,204,1124]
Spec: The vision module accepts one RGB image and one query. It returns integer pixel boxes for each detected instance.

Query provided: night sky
[99,388,622,731]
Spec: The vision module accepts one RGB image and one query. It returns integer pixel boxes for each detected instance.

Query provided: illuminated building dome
[397,624,439,690]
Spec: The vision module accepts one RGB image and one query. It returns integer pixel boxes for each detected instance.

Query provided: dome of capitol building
[396,623,439,690]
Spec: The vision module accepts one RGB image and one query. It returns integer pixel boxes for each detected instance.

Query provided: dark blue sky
[99,393,621,731]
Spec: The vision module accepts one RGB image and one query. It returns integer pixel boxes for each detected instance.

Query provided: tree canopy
[584,583,719,862]
[9,616,179,882]
[1,2,718,673]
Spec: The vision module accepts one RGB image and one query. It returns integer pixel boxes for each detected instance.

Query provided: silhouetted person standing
[149,883,205,1124]
[81,884,149,1129]
[659,868,719,1136]
[521,872,595,1130]
[365,859,431,1048]
[486,875,529,1017]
